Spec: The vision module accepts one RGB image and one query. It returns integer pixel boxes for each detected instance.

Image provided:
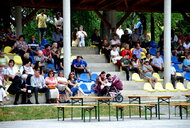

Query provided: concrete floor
[0,116,190,128]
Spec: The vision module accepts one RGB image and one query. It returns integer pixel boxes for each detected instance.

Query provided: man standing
[36,9,47,41]
[77,25,87,47]
[31,70,50,104]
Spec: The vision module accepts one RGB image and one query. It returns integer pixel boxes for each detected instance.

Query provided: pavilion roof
[5,0,190,12]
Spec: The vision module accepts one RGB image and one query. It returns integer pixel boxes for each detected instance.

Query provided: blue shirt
[183,59,190,70]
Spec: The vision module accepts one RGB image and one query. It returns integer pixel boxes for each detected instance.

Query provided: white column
[63,0,71,78]
[15,6,22,37]
[164,0,171,84]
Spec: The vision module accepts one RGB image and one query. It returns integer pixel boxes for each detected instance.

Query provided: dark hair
[34,61,40,70]
[23,59,30,66]
[8,59,15,67]
[45,44,50,49]
[106,73,111,78]
[48,70,55,77]
[18,35,25,40]
[132,54,137,62]
[100,71,106,75]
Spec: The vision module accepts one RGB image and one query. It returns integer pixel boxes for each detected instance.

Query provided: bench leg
[94,106,97,119]
[57,108,59,121]
[63,108,65,121]
[116,107,118,121]
[83,109,86,122]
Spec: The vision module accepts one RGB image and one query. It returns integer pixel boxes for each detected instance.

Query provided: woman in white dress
[5,59,19,81]
[45,70,59,103]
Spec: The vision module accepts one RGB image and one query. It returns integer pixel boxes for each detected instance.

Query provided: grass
[0,105,141,121]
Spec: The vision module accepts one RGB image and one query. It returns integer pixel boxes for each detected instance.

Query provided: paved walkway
[1,116,190,128]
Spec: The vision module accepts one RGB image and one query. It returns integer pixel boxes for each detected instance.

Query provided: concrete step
[80,55,107,63]
[88,63,119,72]
[71,47,99,55]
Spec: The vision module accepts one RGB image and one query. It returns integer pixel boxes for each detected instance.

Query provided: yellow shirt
[36,14,47,28]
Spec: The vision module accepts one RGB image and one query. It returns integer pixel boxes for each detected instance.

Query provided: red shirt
[42,49,51,57]
[121,49,132,59]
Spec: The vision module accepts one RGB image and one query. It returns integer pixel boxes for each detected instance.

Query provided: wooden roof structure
[5,0,190,12]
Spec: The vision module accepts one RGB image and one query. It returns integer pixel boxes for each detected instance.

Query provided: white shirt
[126,28,132,35]
[20,66,34,75]
[6,66,18,77]
[183,42,190,49]
[57,77,67,86]
[116,28,124,38]
[111,50,119,57]
[77,31,87,41]
[54,17,63,29]
[170,66,176,75]
[151,57,163,68]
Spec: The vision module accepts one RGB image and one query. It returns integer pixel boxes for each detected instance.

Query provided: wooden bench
[170,102,190,119]
[56,105,95,122]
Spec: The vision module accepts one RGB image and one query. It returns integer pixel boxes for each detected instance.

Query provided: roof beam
[116,12,131,28]
[22,8,39,25]
[94,10,111,29]
[124,0,129,11]
[100,0,122,9]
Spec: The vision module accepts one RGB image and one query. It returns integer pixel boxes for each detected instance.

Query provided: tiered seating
[184,72,190,81]
[171,56,182,64]
[173,64,183,73]
[4,46,16,55]
[152,73,164,82]
[165,82,178,92]
[143,83,155,92]
[176,82,188,92]
[132,73,144,82]
[79,84,92,94]
[80,73,91,82]
[154,82,166,92]
[90,73,98,82]
[13,55,23,65]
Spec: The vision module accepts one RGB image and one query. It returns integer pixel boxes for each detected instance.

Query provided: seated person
[171,63,184,88]
[101,39,111,63]
[94,71,107,96]
[71,56,90,78]
[5,28,17,47]
[143,53,152,64]
[0,52,8,68]
[110,46,122,64]
[20,60,34,76]
[28,35,39,56]
[57,71,72,103]
[7,75,27,105]
[151,51,164,73]
[142,61,157,88]
[22,53,33,66]
[45,70,59,103]
[31,70,50,104]
[0,67,9,106]
[11,35,28,58]
[120,54,131,80]
[132,43,146,59]
[131,54,141,74]
[42,44,54,64]
[120,44,132,59]
[52,27,63,47]
[110,34,121,52]
[51,42,61,70]
[34,50,46,68]
[5,59,19,81]
[183,54,190,72]
[68,72,86,96]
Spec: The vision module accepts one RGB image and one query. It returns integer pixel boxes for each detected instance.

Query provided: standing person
[139,30,150,48]
[151,51,164,73]
[51,42,60,70]
[72,28,79,47]
[136,18,144,36]
[36,9,47,41]
[131,28,140,47]
[77,25,87,47]
[116,25,124,39]
[110,34,121,52]
[54,12,63,31]
[52,27,63,47]
[125,24,132,35]
[120,54,131,80]
[91,29,101,51]
[120,30,131,48]
[31,70,50,104]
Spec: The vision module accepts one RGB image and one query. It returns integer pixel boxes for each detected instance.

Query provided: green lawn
[0,105,141,121]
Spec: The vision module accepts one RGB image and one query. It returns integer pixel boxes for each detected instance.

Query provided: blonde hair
[52,42,57,49]
[24,53,29,58]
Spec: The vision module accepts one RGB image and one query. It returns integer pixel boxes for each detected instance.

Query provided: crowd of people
[0,11,189,105]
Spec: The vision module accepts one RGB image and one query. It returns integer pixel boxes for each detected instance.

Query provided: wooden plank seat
[170,102,190,119]
[56,105,95,122]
